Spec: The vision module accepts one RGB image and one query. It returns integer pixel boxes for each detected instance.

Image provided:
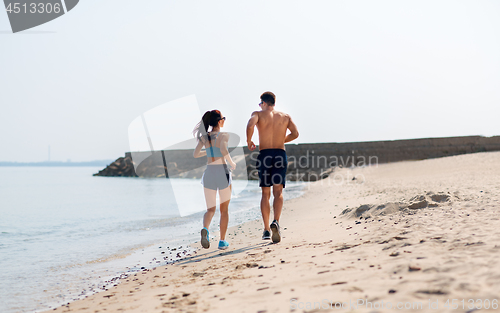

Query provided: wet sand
[52,151,500,313]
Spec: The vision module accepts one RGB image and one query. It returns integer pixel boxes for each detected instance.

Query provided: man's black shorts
[257,149,288,188]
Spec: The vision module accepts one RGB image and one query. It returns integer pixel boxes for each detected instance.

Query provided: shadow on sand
[175,242,275,266]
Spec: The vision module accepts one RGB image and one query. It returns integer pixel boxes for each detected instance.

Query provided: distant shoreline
[0,160,114,167]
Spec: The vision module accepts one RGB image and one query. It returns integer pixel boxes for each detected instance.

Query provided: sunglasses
[220,117,226,121]
[258,101,263,106]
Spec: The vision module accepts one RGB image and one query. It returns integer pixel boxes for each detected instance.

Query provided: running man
[246,91,299,243]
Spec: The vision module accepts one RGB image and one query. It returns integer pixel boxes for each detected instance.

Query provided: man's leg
[272,184,284,222]
[261,187,271,231]
[270,150,286,243]
[270,184,284,243]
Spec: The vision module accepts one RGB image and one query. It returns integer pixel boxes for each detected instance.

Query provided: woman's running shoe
[218,240,229,250]
[201,227,210,249]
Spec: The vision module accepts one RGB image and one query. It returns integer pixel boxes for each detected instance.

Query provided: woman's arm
[193,138,207,158]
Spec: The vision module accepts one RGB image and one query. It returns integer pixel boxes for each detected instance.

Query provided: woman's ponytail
[193,110,222,142]
[193,111,211,142]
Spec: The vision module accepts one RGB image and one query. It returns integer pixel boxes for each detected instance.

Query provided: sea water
[0,167,304,313]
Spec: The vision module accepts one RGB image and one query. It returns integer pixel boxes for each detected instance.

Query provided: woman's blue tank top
[207,133,223,158]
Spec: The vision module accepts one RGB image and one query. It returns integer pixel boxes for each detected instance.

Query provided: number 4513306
[6,2,62,14]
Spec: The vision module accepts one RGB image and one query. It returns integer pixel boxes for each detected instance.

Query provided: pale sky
[1,0,499,162]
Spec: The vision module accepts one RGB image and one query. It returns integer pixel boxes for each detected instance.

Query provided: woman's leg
[203,187,217,229]
[218,184,232,240]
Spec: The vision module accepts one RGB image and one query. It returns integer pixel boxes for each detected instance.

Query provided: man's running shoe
[270,220,281,243]
[262,230,271,240]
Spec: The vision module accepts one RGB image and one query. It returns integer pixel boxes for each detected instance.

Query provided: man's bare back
[253,110,289,150]
[246,106,299,151]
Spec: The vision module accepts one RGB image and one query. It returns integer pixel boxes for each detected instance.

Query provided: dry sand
[52,151,500,313]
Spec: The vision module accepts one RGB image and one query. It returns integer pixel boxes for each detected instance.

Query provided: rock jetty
[94,135,500,181]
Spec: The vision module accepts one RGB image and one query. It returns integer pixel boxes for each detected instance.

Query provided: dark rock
[95,136,500,180]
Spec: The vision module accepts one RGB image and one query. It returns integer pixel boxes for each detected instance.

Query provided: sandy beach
[51,151,500,313]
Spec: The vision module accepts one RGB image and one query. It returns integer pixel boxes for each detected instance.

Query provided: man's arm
[284,116,299,143]
[246,111,259,151]
[220,133,236,170]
